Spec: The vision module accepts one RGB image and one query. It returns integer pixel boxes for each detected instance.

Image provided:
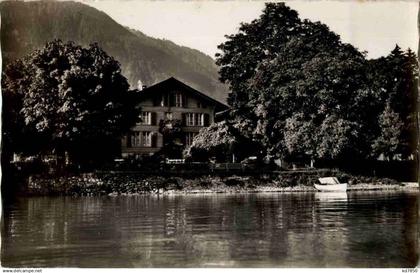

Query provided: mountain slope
[0,1,228,102]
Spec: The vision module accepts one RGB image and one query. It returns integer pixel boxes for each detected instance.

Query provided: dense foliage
[184,121,261,162]
[2,40,139,165]
[158,119,184,159]
[213,3,418,163]
[367,46,418,159]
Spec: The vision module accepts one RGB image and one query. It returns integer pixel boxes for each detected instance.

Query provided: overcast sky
[84,1,418,59]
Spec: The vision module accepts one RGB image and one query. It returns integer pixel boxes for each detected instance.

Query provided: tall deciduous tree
[371,103,404,160]
[216,3,303,112]
[2,40,140,165]
[2,58,52,161]
[368,45,418,159]
[216,2,371,161]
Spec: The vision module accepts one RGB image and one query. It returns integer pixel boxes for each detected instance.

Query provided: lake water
[1,191,418,268]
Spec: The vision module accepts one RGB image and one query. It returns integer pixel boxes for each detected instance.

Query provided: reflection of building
[121,77,228,157]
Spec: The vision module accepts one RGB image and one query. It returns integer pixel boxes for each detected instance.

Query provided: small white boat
[314,177,348,192]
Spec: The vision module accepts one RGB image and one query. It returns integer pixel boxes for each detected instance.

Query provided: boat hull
[314,183,348,192]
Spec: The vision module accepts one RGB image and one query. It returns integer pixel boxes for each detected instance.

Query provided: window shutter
[182,113,186,126]
[151,133,157,148]
[163,94,169,106]
[151,112,157,125]
[126,135,132,148]
[138,132,142,147]
[153,96,160,106]
[194,113,199,126]
[182,94,187,108]
[204,113,210,126]
[169,92,175,107]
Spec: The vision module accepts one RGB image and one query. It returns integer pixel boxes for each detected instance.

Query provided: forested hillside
[0,1,228,102]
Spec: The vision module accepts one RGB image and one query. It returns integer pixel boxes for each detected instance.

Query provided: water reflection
[1,192,418,267]
[315,192,348,202]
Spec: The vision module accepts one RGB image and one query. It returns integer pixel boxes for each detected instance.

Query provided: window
[142,132,152,147]
[141,112,152,125]
[130,132,141,147]
[186,113,194,126]
[196,113,204,126]
[175,92,183,107]
[140,112,156,125]
[185,113,205,126]
[162,94,168,107]
[185,132,198,146]
[165,112,173,120]
[161,92,185,107]
[128,131,152,147]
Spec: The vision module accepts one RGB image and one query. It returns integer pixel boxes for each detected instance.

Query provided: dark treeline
[1,3,418,188]
[2,40,140,169]
[187,3,418,178]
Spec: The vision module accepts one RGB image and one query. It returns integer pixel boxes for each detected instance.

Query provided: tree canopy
[2,40,140,164]
[158,119,184,159]
[367,46,418,159]
[184,121,261,162]
[215,3,418,162]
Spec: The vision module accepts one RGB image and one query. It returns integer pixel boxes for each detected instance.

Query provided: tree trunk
[53,147,67,172]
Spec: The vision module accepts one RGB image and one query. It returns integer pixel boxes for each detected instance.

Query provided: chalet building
[121,77,229,158]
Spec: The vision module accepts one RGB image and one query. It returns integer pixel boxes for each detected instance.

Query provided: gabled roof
[133,77,229,112]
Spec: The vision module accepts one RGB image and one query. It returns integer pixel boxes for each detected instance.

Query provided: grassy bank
[24,171,418,196]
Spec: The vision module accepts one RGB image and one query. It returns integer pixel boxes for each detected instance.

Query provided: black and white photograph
[0,0,419,269]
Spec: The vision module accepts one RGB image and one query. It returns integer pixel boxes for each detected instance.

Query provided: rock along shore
[25,171,418,196]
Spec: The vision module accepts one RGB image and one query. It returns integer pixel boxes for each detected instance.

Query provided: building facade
[121,77,228,158]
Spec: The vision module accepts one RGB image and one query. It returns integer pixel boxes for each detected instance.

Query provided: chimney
[137,79,144,91]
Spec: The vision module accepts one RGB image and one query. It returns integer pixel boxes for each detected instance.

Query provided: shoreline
[114,183,418,196]
[22,172,418,196]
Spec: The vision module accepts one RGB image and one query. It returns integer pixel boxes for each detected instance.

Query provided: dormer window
[159,91,186,107]
[175,92,183,107]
